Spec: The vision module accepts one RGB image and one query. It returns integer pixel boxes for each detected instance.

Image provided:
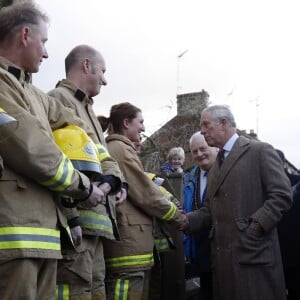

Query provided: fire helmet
[53,125,101,174]
[145,172,165,186]
[0,107,18,129]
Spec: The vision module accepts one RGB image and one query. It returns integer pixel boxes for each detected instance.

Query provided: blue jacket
[183,165,211,271]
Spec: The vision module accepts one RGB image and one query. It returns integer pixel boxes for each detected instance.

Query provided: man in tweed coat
[183,105,292,300]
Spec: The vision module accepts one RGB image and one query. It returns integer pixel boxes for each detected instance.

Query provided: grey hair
[189,131,205,147]
[167,147,185,161]
[0,1,49,43]
[202,105,236,128]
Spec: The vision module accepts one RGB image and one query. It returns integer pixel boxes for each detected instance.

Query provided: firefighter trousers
[0,257,57,300]
[56,235,106,300]
[106,270,150,300]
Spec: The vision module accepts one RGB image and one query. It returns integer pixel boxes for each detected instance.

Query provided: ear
[220,117,228,129]
[83,58,89,74]
[20,27,30,47]
[123,118,130,129]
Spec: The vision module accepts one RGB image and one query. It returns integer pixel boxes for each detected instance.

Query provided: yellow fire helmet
[0,107,18,142]
[145,172,165,186]
[53,125,102,174]
[0,107,18,129]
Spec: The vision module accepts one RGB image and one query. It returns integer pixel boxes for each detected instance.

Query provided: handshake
[177,209,190,232]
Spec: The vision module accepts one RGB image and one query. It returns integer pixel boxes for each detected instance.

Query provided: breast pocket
[126,213,153,232]
[0,168,27,188]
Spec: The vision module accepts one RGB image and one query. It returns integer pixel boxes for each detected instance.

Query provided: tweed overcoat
[187,136,292,300]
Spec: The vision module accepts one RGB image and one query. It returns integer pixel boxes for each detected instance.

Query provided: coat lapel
[210,136,250,197]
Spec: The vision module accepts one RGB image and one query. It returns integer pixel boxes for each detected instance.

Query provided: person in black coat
[276,149,300,300]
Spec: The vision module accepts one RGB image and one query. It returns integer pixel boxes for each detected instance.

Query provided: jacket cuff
[122,182,129,193]
[67,216,80,228]
[102,175,122,194]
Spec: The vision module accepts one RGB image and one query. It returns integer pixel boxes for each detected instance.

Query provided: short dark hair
[0,1,49,43]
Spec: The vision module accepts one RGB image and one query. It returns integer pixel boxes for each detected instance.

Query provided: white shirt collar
[223,133,239,153]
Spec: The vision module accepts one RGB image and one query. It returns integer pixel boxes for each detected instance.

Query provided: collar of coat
[54,79,93,104]
[210,135,250,196]
[106,134,136,151]
[0,56,31,83]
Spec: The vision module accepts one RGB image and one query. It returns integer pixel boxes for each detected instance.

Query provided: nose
[195,149,202,157]
[101,75,107,86]
[43,46,48,59]
[200,126,206,135]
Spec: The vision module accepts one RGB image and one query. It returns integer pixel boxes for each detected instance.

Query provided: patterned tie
[201,171,208,204]
[217,149,225,167]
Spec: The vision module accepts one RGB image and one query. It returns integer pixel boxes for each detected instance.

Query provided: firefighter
[98,102,185,300]
[145,173,179,300]
[48,44,126,299]
[0,3,105,299]
[53,125,122,299]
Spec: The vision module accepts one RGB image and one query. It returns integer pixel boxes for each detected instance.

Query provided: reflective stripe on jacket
[41,154,74,191]
[78,210,113,236]
[96,143,111,162]
[106,253,154,269]
[0,227,60,251]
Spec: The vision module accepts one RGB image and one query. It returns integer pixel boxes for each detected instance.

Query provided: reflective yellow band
[161,202,177,221]
[96,144,110,162]
[0,108,4,113]
[65,226,74,247]
[0,227,60,251]
[106,253,154,268]
[56,284,70,300]
[115,279,129,300]
[159,187,174,202]
[155,238,171,251]
[159,186,168,195]
[41,154,73,191]
[79,210,113,234]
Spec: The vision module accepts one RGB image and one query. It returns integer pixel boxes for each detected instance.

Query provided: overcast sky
[34,0,300,168]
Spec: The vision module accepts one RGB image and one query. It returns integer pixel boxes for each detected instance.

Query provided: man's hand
[79,182,106,208]
[177,209,189,232]
[116,187,127,205]
[71,225,82,247]
[249,220,263,234]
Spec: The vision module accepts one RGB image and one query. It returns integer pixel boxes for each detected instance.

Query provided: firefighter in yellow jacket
[0,3,105,299]
[98,102,185,300]
[48,45,126,299]
[53,125,123,299]
[145,173,179,300]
